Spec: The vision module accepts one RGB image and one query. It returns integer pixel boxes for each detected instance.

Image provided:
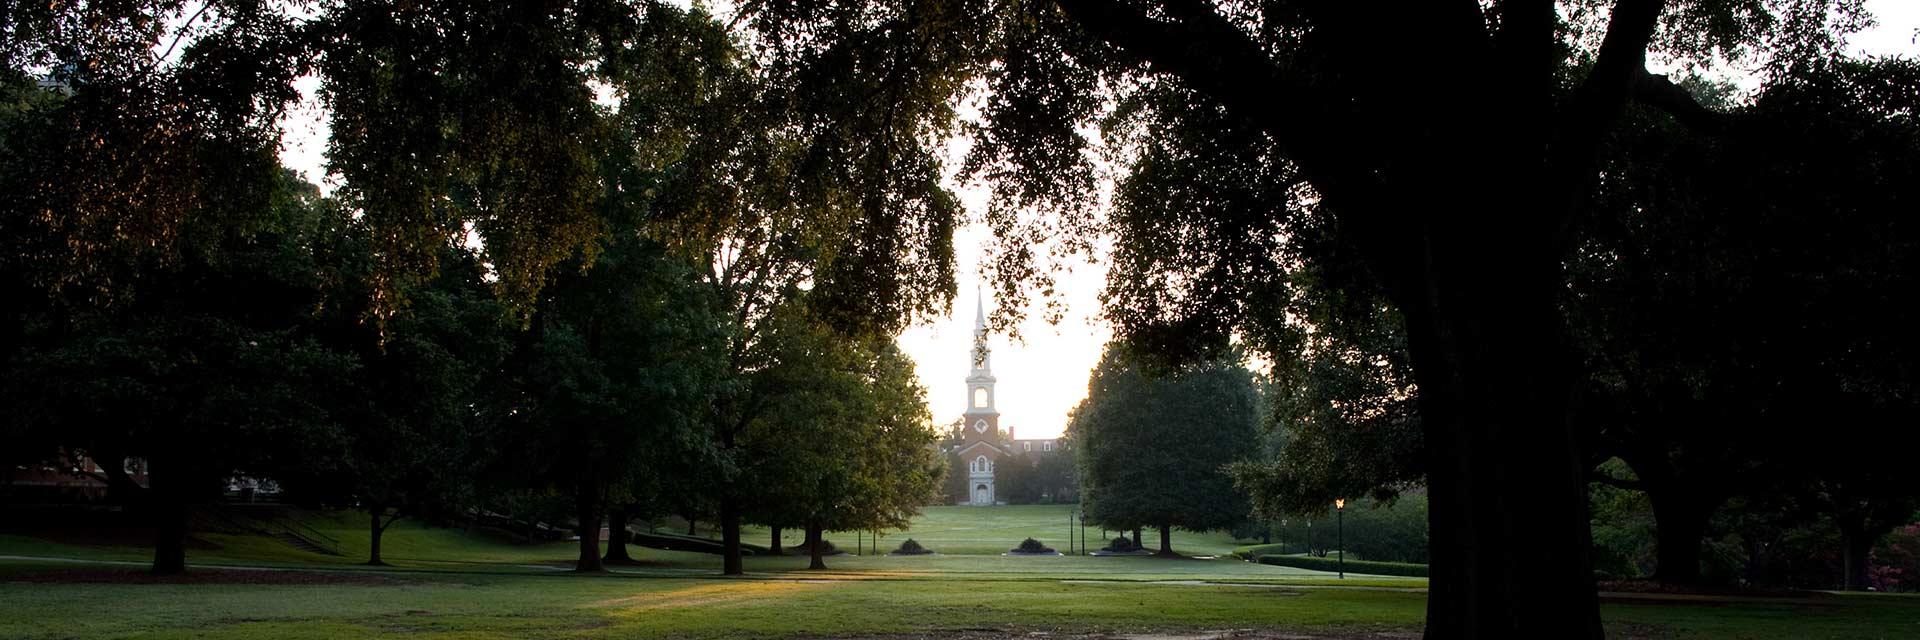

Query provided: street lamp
[1334,498,1346,579]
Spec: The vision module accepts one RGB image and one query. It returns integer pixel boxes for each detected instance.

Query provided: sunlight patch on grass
[594,579,834,615]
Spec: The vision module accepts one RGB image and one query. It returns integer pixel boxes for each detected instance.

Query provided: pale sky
[274,2,1917,441]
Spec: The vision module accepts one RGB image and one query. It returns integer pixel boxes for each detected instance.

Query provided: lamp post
[1334,498,1346,579]
[1067,509,1076,555]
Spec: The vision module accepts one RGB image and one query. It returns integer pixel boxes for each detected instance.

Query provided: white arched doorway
[974,483,990,505]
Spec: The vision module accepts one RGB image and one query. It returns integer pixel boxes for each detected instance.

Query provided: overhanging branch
[1631,70,1724,134]
[1049,1,1319,160]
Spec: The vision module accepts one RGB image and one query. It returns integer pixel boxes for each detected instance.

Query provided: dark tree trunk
[769,527,785,556]
[151,491,188,575]
[1840,525,1875,591]
[720,494,743,575]
[148,460,188,575]
[575,489,604,572]
[367,509,390,566]
[806,523,826,570]
[603,504,634,565]
[1648,489,1712,585]
[1156,523,1175,557]
[1132,527,1143,547]
[687,517,697,536]
[1401,246,1602,640]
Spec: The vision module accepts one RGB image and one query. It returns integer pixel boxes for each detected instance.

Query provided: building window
[972,387,989,408]
[973,455,991,474]
[1044,441,1054,452]
[1023,442,1031,452]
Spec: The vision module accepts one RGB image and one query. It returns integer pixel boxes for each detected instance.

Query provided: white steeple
[965,288,996,415]
[973,287,987,335]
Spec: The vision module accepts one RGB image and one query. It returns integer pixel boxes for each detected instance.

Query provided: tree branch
[1631,70,1724,134]
[1049,0,1322,166]
[1574,0,1669,123]
[1551,0,1670,239]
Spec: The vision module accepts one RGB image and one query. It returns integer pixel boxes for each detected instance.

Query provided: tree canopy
[1072,345,1259,555]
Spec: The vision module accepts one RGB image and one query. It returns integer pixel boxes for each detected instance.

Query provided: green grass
[6,506,1920,639]
[743,504,1248,556]
[1,557,1915,640]
[0,562,1426,640]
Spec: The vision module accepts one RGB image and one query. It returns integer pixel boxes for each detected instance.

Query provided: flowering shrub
[1872,524,1920,592]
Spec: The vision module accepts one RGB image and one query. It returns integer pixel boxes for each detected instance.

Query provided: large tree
[3,166,351,574]
[309,234,514,567]
[497,229,726,573]
[731,301,944,570]
[889,2,1877,633]
[602,2,963,575]
[1071,345,1259,556]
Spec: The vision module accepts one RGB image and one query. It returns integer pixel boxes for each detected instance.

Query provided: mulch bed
[1,567,422,586]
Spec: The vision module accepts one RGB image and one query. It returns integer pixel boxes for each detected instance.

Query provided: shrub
[1103,536,1140,552]
[1013,538,1056,553]
[1256,554,1428,577]
[893,538,933,555]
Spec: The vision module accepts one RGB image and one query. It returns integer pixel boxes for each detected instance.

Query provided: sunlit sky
[275,2,1917,440]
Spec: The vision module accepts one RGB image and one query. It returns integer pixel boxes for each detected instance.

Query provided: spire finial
[973,286,986,333]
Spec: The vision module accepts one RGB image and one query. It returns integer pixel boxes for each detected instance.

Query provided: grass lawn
[742,504,1248,556]
[5,505,1919,639]
[1,558,1916,640]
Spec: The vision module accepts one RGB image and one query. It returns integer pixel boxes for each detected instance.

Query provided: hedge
[1232,543,1308,560]
[1255,554,1428,577]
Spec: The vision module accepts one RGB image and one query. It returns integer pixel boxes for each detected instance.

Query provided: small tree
[1072,345,1259,556]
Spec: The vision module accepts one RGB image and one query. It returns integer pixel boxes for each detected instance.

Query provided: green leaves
[1072,345,1259,534]
[319,0,619,321]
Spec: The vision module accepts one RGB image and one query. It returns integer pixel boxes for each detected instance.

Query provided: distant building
[3,450,147,502]
[942,292,1065,505]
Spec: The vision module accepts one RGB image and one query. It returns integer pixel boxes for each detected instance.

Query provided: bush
[1013,538,1056,553]
[1256,554,1427,577]
[1103,536,1140,552]
[893,538,933,555]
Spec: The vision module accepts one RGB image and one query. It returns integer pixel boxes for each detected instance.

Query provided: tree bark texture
[769,527,785,556]
[367,509,390,566]
[1401,245,1602,640]
[1157,523,1175,557]
[574,488,604,572]
[806,523,826,570]
[721,494,743,575]
[603,503,634,565]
